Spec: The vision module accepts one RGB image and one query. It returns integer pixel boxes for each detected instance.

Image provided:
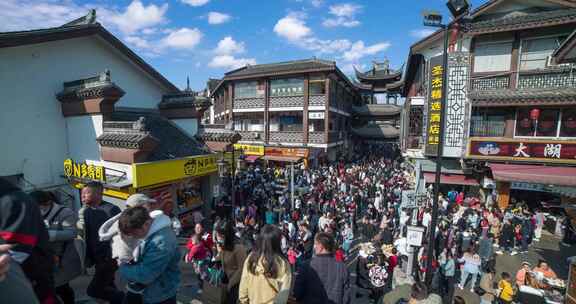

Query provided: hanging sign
[467,138,576,164]
[425,55,445,156]
[64,159,106,182]
[308,112,325,120]
[132,154,217,188]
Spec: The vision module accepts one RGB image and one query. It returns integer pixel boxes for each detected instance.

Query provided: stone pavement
[70,232,574,304]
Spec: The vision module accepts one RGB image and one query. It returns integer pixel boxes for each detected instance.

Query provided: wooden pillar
[509,33,520,89]
[303,76,310,144]
[264,79,270,144]
[497,181,511,210]
[324,77,331,144]
[228,83,234,123]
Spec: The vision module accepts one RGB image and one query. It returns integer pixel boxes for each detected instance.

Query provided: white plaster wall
[172,118,198,137]
[0,36,169,189]
[66,115,103,163]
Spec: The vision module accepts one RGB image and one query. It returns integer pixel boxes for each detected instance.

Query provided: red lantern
[530,108,541,121]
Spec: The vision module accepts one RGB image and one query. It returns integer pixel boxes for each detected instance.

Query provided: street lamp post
[422,0,470,285]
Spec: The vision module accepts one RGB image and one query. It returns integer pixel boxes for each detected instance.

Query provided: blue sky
[1,0,483,90]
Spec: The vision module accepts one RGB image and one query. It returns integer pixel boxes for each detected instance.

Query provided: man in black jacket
[0,178,55,304]
[294,232,351,304]
[78,182,123,304]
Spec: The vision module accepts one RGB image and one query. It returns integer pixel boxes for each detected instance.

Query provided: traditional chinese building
[403,0,576,209]
[0,10,217,224]
[209,58,360,166]
[351,60,403,144]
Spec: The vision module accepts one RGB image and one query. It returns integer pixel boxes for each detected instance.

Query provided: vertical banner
[444,52,470,158]
[425,55,445,156]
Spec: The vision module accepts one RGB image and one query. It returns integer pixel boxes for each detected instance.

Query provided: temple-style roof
[465,8,576,35]
[159,77,212,111]
[97,119,158,149]
[354,60,402,83]
[470,87,576,106]
[352,104,402,116]
[108,108,209,161]
[351,125,400,139]
[56,70,125,103]
[196,129,241,143]
[0,10,178,92]
[553,28,576,64]
[224,58,336,79]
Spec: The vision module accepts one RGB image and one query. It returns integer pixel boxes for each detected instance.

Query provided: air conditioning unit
[547,55,571,68]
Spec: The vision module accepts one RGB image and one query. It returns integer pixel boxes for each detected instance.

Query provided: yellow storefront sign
[132,154,217,188]
[64,159,105,182]
[233,144,264,156]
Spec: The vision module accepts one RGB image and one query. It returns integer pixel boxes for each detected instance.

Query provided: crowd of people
[0,143,573,304]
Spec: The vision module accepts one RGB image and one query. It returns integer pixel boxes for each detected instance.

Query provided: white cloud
[342,41,391,62]
[214,36,245,55]
[125,35,152,49]
[209,55,256,69]
[160,28,203,49]
[410,28,436,39]
[323,3,362,28]
[311,0,323,7]
[103,0,168,34]
[273,13,312,42]
[208,12,231,24]
[0,0,85,31]
[181,0,210,7]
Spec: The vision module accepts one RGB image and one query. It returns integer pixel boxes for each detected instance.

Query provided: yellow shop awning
[132,154,217,189]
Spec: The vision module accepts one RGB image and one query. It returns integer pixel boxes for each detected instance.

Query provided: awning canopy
[262,155,302,163]
[489,163,576,187]
[244,155,261,163]
[423,173,479,186]
[205,141,230,152]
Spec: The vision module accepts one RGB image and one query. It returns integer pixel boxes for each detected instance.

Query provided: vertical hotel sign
[425,55,445,156]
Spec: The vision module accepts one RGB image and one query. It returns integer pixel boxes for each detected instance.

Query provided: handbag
[475,285,487,296]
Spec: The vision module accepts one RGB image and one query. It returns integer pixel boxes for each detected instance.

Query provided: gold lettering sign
[184,156,217,176]
[63,159,106,182]
[233,144,264,156]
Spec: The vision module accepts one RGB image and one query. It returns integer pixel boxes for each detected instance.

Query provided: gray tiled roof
[352,104,402,116]
[110,109,209,161]
[469,88,576,105]
[355,67,402,81]
[224,58,336,78]
[97,132,152,149]
[196,130,241,142]
[351,125,400,139]
[466,8,576,33]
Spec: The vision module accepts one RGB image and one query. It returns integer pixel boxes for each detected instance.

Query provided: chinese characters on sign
[63,159,106,182]
[184,156,217,176]
[233,144,264,156]
[425,55,445,156]
[468,139,576,163]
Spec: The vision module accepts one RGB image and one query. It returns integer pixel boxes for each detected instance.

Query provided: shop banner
[64,158,106,182]
[132,154,217,188]
[265,147,309,158]
[233,144,264,156]
[425,55,445,156]
[467,138,576,164]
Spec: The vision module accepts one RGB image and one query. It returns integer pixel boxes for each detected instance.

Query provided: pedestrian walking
[294,232,351,304]
[118,206,180,304]
[79,182,124,304]
[239,225,292,304]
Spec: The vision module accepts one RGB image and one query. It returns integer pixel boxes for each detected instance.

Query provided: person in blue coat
[117,206,181,304]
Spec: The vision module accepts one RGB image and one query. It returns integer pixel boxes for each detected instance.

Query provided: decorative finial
[186,76,191,91]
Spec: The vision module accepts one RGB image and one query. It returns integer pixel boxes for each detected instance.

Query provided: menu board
[568,262,576,304]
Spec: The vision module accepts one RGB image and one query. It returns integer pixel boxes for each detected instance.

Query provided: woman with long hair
[215,219,248,304]
[239,225,292,304]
